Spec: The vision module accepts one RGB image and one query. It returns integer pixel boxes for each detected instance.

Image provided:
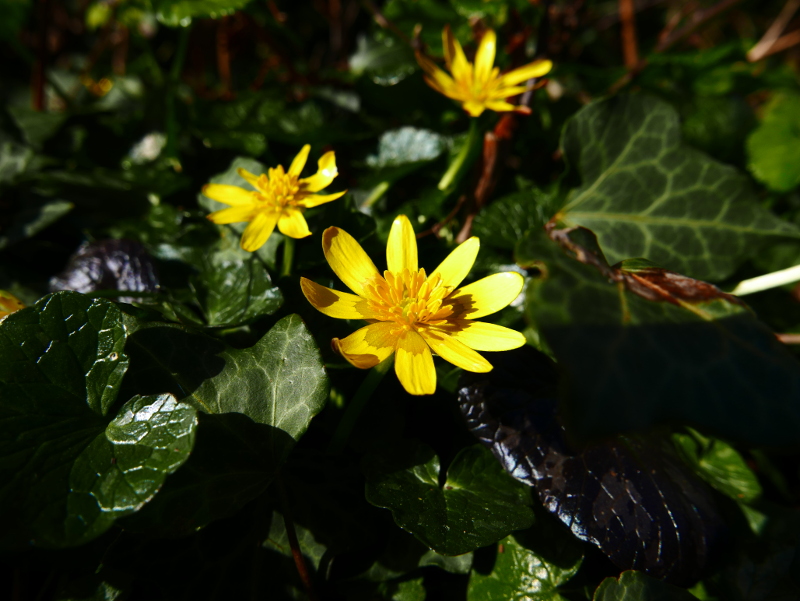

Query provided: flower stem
[728,263,800,296]
[438,118,481,191]
[327,356,393,454]
[281,236,295,278]
[164,26,190,168]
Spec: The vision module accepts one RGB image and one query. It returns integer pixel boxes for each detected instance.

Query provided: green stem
[281,236,295,278]
[165,26,190,166]
[362,180,390,209]
[728,263,800,296]
[438,118,481,191]
[327,356,394,454]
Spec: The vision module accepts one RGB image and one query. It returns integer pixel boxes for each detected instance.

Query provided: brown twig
[32,0,50,111]
[216,16,233,99]
[748,0,800,61]
[362,0,411,44]
[777,333,800,344]
[619,0,640,68]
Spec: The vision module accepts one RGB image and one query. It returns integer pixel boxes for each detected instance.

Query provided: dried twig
[216,16,233,99]
[777,333,800,344]
[32,0,50,111]
[748,0,800,61]
[619,0,640,68]
[276,476,320,601]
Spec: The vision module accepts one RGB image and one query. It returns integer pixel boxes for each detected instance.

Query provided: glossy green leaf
[467,534,580,601]
[557,94,799,281]
[518,227,800,446]
[364,442,535,556]
[746,92,800,193]
[594,571,700,601]
[0,293,197,548]
[155,0,253,26]
[672,429,762,504]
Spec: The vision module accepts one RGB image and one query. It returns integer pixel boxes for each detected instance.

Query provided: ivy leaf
[363,441,535,556]
[672,429,762,504]
[593,571,701,600]
[154,0,253,26]
[459,346,726,586]
[467,533,582,601]
[472,189,554,252]
[746,92,800,193]
[517,227,800,447]
[0,291,197,548]
[557,93,799,281]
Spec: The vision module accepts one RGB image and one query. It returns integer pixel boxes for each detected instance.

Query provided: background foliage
[2,0,800,599]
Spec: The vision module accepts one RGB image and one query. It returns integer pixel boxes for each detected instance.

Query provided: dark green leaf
[557,94,799,281]
[472,188,554,251]
[467,534,580,601]
[0,139,34,182]
[518,227,800,446]
[593,571,700,601]
[364,442,535,556]
[672,429,762,504]
[746,92,800,193]
[350,35,417,86]
[8,106,67,150]
[0,199,73,250]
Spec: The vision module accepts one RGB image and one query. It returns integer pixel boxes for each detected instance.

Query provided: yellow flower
[301,215,526,395]
[203,145,346,252]
[0,290,25,320]
[415,25,553,117]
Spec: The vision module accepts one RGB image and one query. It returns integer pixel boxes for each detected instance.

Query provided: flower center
[254,166,302,210]
[366,268,454,334]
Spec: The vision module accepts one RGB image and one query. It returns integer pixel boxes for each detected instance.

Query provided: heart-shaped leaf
[556,93,799,281]
[363,441,535,556]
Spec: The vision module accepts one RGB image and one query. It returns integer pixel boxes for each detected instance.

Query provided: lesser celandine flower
[0,290,24,320]
[203,145,346,252]
[301,215,526,395]
[416,25,553,117]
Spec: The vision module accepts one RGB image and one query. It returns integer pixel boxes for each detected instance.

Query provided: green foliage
[3,1,800,599]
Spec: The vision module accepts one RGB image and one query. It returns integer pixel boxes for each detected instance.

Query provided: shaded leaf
[557,94,799,281]
[459,346,727,586]
[472,188,554,251]
[0,199,73,250]
[517,226,800,446]
[746,92,800,193]
[594,571,700,601]
[363,441,535,556]
[155,0,253,26]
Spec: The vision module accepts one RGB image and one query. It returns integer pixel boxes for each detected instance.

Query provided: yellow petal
[430,236,479,290]
[387,214,418,274]
[300,278,378,320]
[301,151,338,192]
[278,209,312,238]
[202,183,254,206]
[297,190,346,208]
[206,205,254,225]
[333,322,397,369]
[499,59,553,87]
[444,321,526,351]
[419,327,492,373]
[241,211,278,252]
[474,29,496,86]
[416,52,457,88]
[443,24,470,82]
[322,227,380,297]
[237,168,261,189]
[484,100,521,113]
[462,101,486,117]
[447,271,524,319]
[288,144,311,178]
[489,85,528,98]
[395,330,436,395]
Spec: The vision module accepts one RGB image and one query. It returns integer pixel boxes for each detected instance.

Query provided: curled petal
[443,25,470,82]
[447,271,524,319]
[431,237,479,291]
[206,205,254,225]
[322,227,380,298]
[387,215,418,274]
[288,144,311,178]
[419,327,492,373]
[499,59,553,87]
[440,320,526,351]
[297,190,346,209]
[300,278,379,320]
[474,29,496,86]
[241,211,279,252]
[301,151,338,192]
[278,209,312,239]
[395,330,436,395]
[333,322,397,369]
[202,184,254,206]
